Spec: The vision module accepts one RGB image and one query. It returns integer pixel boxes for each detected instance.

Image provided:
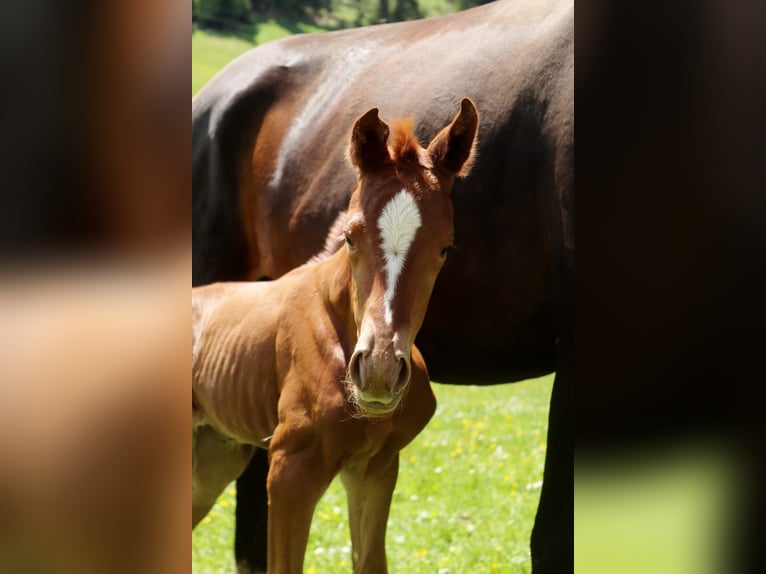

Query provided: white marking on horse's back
[270,46,375,186]
[377,190,422,324]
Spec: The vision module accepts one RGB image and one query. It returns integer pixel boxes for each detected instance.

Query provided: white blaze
[377,190,422,324]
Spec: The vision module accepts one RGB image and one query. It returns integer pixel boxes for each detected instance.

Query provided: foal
[192,99,478,574]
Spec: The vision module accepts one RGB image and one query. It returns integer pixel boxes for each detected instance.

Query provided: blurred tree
[393,0,420,21]
[194,0,253,30]
[192,0,485,33]
[458,0,495,9]
[251,0,332,19]
[378,0,390,22]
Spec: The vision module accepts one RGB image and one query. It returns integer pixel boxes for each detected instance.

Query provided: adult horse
[192,0,573,572]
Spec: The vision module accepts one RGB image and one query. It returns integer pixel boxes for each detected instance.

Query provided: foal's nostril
[349,351,363,388]
[395,356,411,389]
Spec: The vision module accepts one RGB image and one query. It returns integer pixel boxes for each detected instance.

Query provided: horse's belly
[193,370,279,447]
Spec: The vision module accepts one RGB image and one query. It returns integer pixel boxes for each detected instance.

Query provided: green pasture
[193,21,329,96]
[192,30,257,96]
[192,375,553,573]
[193,21,332,95]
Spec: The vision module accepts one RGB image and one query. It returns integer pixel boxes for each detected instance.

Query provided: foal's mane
[307,210,347,264]
[388,118,431,169]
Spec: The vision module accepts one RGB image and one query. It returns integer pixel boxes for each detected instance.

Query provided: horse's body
[193,102,478,574]
[192,0,573,571]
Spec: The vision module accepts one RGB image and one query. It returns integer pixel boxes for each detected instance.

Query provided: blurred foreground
[0,0,191,572]
[0,261,189,573]
[577,443,747,574]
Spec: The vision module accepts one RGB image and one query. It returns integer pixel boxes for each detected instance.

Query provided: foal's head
[343,98,478,417]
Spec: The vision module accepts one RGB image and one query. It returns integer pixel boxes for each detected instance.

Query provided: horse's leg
[192,425,254,529]
[266,446,332,574]
[531,137,573,572]
[530,353,573,573]
[234,449,270,574]
[340,454,399,574]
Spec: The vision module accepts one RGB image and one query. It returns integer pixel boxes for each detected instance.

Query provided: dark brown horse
[192,0,573,572]
[193,101,478,573]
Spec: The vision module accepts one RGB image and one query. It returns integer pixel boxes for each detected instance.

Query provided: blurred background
[192,0,494,95]
[193,0,492,31]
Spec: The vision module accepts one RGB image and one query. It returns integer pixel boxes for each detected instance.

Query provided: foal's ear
[428,98,479,177]
[349,108,391,171]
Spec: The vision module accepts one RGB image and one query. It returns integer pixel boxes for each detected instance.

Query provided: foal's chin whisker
[339,377,411,421]
[340,377,368,420]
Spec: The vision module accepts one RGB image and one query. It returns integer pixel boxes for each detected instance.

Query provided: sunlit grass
[192,30,255,96]
[192,375,553,573]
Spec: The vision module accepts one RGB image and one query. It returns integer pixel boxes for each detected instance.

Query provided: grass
[192,19,329,96]
[192,374,554,573]
[192,30,257,96]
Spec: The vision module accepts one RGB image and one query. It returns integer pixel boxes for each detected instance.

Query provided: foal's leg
[340,454,399,574]
[192,425,254,528]
[266,446,333,574]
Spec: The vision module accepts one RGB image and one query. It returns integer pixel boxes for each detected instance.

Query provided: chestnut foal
[192,99,478,574]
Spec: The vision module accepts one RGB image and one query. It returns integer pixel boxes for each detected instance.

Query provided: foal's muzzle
[348,346,412,415]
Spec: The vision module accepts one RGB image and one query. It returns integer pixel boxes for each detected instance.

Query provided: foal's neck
[312,248,358,351]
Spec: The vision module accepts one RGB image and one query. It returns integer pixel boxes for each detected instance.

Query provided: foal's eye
[439,246,450,258]
[345,235,356,251]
